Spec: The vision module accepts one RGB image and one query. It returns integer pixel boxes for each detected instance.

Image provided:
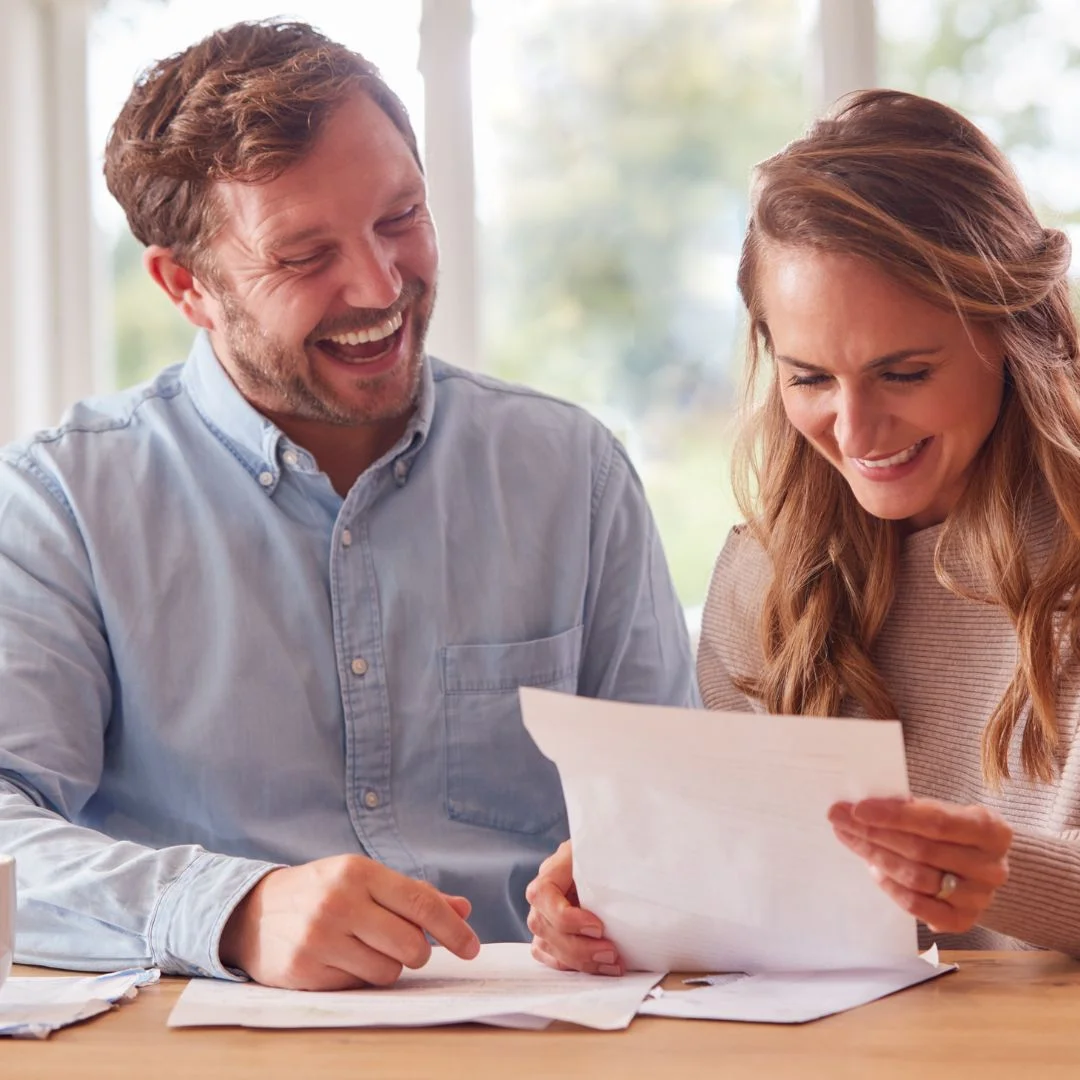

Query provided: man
[0,20,695,990]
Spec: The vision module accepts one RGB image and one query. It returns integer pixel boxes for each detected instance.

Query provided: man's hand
[829,797,1012,934]
[525,840,623,976]
[219,854,481,989]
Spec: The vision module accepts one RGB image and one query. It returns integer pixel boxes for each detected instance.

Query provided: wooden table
[6,951,1080,1079]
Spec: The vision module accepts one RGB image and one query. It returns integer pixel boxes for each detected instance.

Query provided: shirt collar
[181,329,436,492]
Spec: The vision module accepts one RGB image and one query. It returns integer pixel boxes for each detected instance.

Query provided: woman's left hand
[827,797,1013,934]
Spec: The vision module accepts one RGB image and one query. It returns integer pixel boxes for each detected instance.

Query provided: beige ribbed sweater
[697,498,1080,956]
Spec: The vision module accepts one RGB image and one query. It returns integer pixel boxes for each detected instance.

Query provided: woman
[526,88,1080,976]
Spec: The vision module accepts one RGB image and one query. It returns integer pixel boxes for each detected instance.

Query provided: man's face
[200,91,438,427]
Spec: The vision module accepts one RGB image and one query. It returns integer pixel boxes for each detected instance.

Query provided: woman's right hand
[524,840,624,976]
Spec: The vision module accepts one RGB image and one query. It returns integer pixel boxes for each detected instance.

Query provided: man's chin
[309,355,423,426]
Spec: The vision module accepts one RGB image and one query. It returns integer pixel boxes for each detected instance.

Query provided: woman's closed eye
[787,368,932,389]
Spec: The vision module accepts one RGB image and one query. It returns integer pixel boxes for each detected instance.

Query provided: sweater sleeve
[981,826,1080,957]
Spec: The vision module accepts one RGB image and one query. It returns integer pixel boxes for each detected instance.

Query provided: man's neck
[269,412,413,496]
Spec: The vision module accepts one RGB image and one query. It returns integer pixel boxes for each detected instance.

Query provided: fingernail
[598,964,622,977]
[592,950,616,965]
[869,864,884,883]
[580,925,604,939]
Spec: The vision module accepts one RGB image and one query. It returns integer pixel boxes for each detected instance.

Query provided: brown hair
[104,19,420,275]
[733,89,1079,785]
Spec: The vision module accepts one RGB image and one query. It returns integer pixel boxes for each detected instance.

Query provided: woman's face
[761,248,1006,531]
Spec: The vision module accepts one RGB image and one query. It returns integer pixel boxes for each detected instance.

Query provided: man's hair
[732,89,1080,786]
[104,19,420,275]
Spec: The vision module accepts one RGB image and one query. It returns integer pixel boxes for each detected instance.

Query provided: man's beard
[218,279,431,426]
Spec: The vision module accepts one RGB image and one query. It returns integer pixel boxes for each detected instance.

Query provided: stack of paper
[0,968,160,1038]
[168,944,663,1031]
[640,948,955,1023]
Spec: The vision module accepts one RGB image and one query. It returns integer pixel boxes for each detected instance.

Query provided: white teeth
[856,439,927,469]
[324,311,403,347]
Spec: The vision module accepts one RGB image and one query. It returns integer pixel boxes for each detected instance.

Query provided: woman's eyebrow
[776,347,944,373]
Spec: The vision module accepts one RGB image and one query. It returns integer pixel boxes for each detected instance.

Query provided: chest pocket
[441,624,582,834]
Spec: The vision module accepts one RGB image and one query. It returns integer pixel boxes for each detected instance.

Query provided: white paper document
[520,688,916,974]
[0,968,160,1039]
[167,943,663,1031]
[639,950,956,1023]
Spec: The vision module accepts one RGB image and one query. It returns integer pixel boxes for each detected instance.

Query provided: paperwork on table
[640,948,956,1023]
[0,968,159,1038]
[167,943,664,1031]
[520,688,916,974]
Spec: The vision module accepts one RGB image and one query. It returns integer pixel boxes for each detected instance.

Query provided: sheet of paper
[639,950,956,1023]
[167,943,663,1031]
[520,688,915,973]
[0,968,160,1038]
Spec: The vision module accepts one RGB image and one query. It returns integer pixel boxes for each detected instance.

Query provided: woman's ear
[143,246,216,331]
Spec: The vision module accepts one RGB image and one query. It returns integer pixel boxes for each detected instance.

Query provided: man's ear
[143,246,217,331]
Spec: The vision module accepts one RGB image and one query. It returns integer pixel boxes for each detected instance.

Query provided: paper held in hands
[519,687,919,974]
[172,691,955,1034]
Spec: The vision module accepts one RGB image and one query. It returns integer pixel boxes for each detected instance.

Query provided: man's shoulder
[0,365,192,494]
[430,357,614,439]
[1,365,188,468]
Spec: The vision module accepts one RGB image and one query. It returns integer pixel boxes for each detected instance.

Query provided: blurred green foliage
[112,229,195,387]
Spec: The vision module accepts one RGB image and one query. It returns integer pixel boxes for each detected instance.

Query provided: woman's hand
[828,797,1013,933]
[524,840,624,976]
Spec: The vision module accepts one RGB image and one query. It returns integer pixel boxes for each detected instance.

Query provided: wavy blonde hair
[733,89,1080,785]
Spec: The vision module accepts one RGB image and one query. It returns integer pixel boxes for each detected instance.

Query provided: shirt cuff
[147,850,282,979]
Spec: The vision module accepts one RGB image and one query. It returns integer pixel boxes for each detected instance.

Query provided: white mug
[0,854,14,991]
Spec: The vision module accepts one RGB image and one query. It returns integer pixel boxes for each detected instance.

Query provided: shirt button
[341,528,353,548]
[282,450,299,468]
[394,461,409,484]
[363,790,380,810]
[351,657,369,677]
[258,471,274,487]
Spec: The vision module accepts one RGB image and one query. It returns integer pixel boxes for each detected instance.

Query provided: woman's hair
[733,88,1080,785]
[104,19,419,278]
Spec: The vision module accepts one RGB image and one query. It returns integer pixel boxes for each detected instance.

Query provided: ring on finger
[934,871,960,902]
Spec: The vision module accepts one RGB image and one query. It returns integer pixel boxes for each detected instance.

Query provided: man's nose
[832,386,882,459]
[339,239,402,312]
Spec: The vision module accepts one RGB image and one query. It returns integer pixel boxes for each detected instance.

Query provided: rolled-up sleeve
[0,455,277,978]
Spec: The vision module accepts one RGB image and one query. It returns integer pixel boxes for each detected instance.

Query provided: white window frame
[0,0,878,444]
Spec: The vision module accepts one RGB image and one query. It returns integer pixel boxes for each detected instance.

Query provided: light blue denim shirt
[0,332,697,978]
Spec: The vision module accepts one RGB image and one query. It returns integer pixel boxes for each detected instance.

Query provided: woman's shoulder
[698,523,773,704]
[702,523,773,625]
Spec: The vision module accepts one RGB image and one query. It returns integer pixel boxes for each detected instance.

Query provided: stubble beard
[218,281,432,427]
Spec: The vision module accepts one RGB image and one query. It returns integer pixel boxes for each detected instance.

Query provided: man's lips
[312,308,407,363]
[317,324,404,363]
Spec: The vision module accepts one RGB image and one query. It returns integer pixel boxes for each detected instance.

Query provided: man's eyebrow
[266,183,427,254]
[266,225,333,253]
[775,347,943,372]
